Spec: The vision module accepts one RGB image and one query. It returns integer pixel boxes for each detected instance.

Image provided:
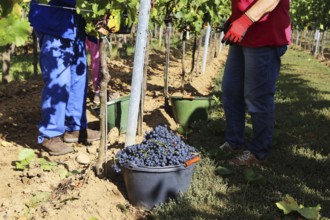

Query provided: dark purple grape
[112,125,199,173]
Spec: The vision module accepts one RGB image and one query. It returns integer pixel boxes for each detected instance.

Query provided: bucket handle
[181,95,195,100]
[184,156,201,167]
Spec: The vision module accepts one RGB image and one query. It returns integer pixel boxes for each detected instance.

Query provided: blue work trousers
[37,33,88,143]
[221,45,287,160]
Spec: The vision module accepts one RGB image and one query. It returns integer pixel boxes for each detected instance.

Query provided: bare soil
[0,44,227,220]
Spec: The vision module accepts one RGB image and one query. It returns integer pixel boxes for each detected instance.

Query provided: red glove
[222,13,254,45]
[221,17,232,34]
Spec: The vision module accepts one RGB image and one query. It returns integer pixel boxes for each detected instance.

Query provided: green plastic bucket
[106,95,130,133]
[92,95,130,133]
[170,96,215,128]
[122,163,196,210]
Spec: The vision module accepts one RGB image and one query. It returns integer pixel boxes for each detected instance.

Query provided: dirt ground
[0,42,227,220]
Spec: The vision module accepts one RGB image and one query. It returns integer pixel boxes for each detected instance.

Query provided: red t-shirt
[231,0,291,47]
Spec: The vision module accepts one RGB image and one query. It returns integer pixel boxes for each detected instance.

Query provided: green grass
[150,48,330,220]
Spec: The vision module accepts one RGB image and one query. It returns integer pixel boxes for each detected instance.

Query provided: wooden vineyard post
[188,33,197,82]
[181,30,187,94]
[32,30,38,76]
[195,30,204,75]
[1,45,11,84]
[164,18,172,111]
[96,37,111,176]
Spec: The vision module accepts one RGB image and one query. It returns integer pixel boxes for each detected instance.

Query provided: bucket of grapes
[112,125,200,210]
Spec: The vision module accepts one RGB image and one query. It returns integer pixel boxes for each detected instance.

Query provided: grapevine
[290,0,330,30]
[1,0,328,48]
[0,0,31,47]
[75,0,139,38]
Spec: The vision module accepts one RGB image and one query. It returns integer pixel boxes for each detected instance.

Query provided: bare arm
[245,0,280,22]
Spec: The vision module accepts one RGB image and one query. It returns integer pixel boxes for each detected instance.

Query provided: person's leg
[89,40,101,94]
[65,37,88,132]
[243,46,287,160]
[86,38,101,104]
[85,38,90,52]
[37,33,74,144]
[221,45,246,149]
[64,37,100,143]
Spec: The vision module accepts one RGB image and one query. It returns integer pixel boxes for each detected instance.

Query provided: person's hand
[221,17,232,34]
[222,14,254,45]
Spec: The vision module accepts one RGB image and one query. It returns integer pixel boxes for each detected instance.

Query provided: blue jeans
[37,32,88,143]
[221,45,287,160]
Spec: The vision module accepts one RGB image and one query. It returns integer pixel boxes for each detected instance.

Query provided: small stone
[0,141,11,148]
[27,168,40,178]
[108,127,120,145]
[87,145,97,155]
[76,154,90,164]
[21,177,31,185]
[40,151,49,158]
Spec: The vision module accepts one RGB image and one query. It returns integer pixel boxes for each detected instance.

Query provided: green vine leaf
[298,205,322,219]
[276,194,321,219]
[27,191,52,208]
[15,148,35,170]
[0,14,31,46]
[39,158,57,171]
[15,162,27,170]
[215,166,233,176]
[244,168,266,185]
[18,148,35,162]
[276,194,300,214]
[55,168,69,179]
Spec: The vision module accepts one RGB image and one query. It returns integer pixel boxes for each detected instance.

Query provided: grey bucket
[121,163,196,210]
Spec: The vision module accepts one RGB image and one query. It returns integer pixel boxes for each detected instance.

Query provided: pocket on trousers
[277,45,288,57]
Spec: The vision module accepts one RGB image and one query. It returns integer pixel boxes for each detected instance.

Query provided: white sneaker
[219,142,232,150]
[219,142,242,152]
[229,150,264,166]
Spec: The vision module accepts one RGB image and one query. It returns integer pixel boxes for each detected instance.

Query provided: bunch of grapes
[112,125,199,173]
